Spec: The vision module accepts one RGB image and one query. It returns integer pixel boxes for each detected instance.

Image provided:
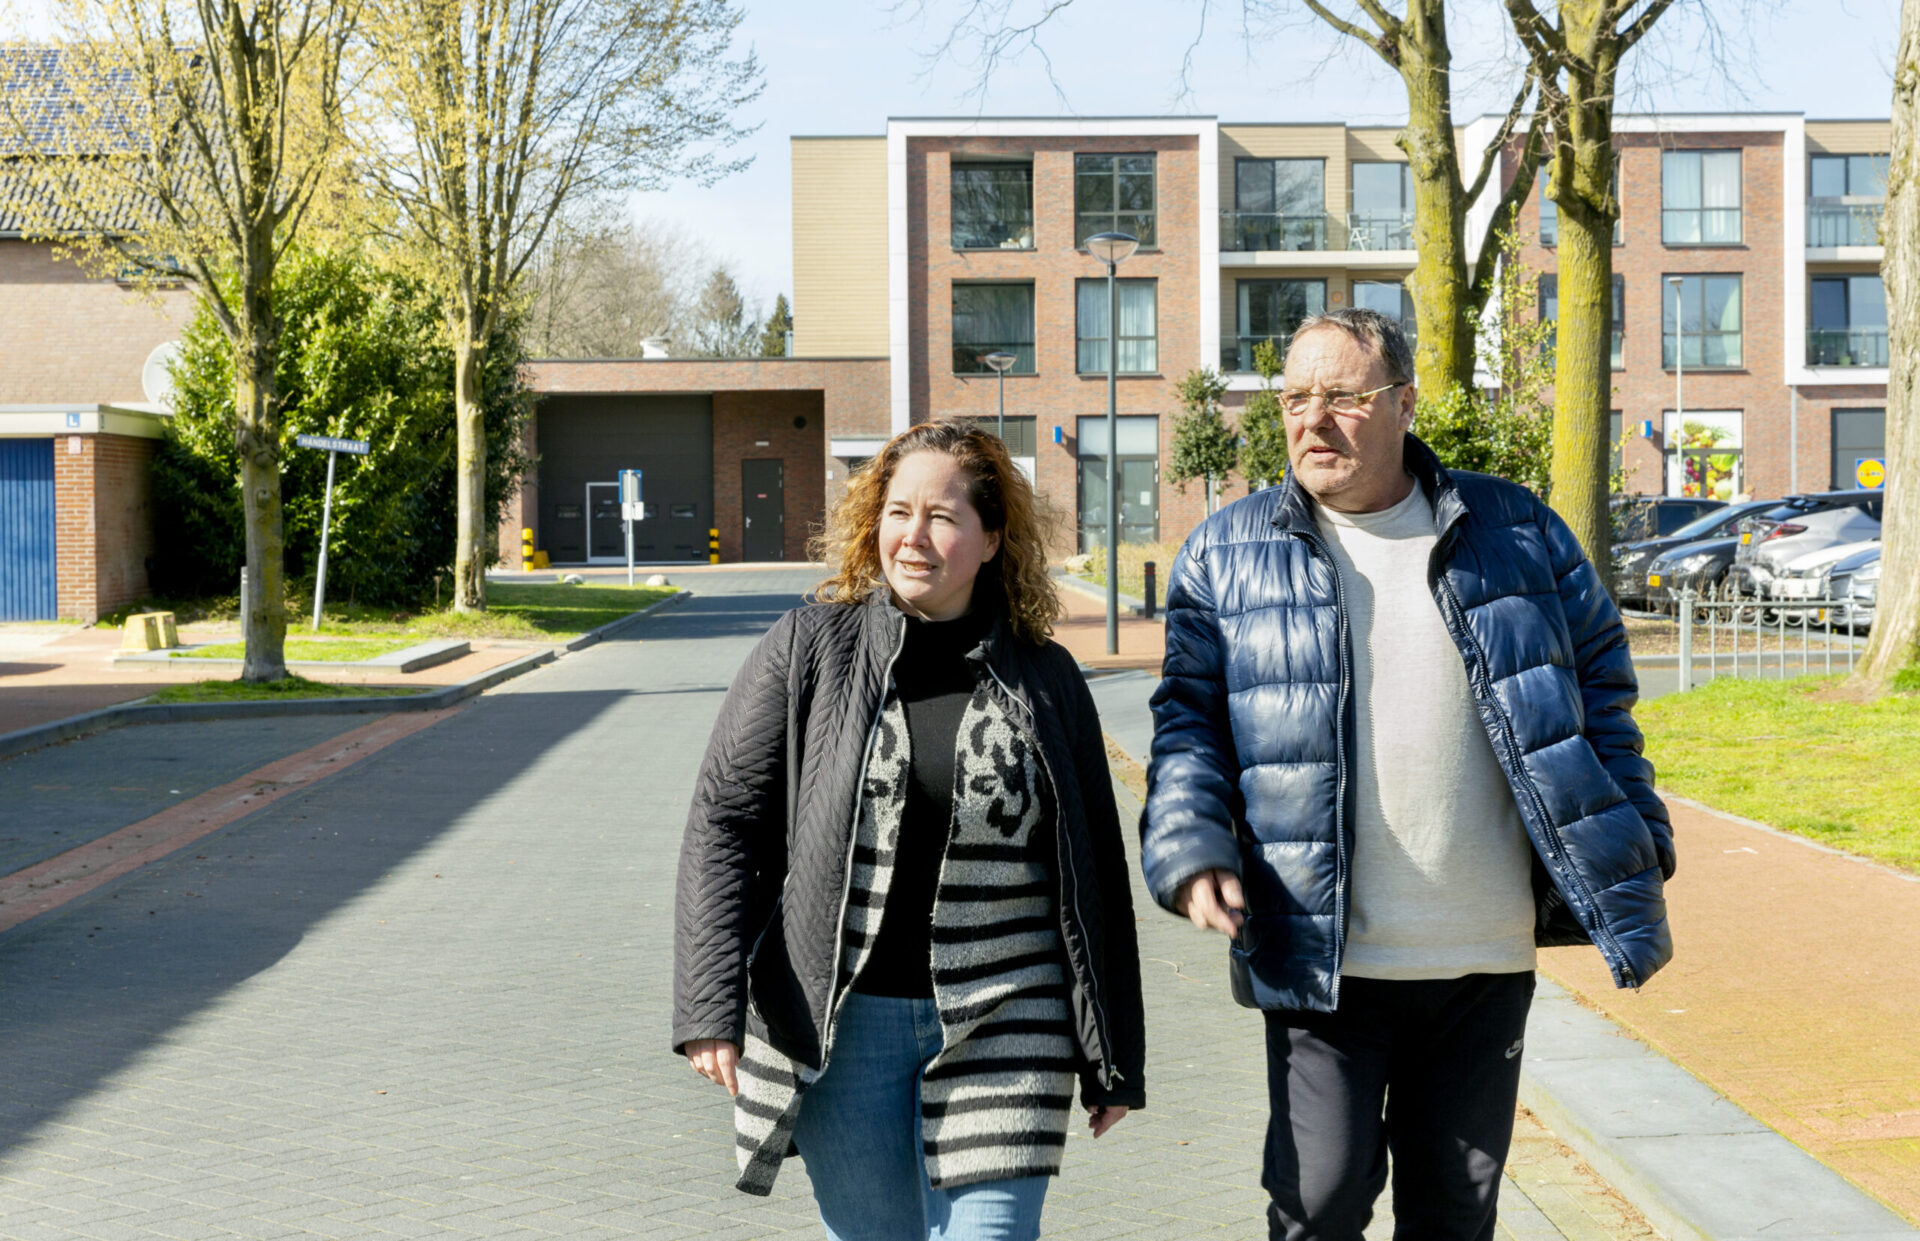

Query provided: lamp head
[1083,231,1139,265]
[982,351,1018,374]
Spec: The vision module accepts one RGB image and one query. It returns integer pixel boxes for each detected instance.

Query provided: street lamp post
[1084,231,1139,656]
[1668,275,1685,495]
[982,351,1017,442]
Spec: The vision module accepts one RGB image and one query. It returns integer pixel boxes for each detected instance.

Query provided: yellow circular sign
[1856,458,1886,489]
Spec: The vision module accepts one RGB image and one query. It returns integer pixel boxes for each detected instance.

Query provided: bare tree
[525,215,701,357]
[1853,0,1918,694]
[3,0,355,681]
[1505,0,1675,567]
[356,0,759,610]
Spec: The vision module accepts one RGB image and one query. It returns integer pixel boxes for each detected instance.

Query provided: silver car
[1737,503,1882,597]
[1827,547,1881,632]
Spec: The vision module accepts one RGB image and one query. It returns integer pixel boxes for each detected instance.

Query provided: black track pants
[1260,972,1537,1241]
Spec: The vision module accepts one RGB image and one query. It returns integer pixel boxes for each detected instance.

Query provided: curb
[1520,978,1918,1241]
[1053,571,1158,618]
[0,589,692,762]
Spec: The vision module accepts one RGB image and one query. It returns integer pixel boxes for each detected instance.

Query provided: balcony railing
[1222,333,1292,373]
[1345,210,1415,251]
[1807,199,1885,248]
[1220,212,1329,252]
[1807,327,1890,368]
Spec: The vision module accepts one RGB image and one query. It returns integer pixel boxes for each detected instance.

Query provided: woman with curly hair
[673,420,1146,1240]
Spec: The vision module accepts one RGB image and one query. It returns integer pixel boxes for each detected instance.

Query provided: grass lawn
[1639,676,1920,874]
[106,581,677,643]
[149,676,425,704]
[175,637,416,661]
[1074,540,1182,605]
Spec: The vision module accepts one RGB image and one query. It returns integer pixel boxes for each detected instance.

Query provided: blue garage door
[0,438,58,620]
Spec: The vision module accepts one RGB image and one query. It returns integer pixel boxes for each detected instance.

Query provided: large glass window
[1662,274,1742,369]
[1227,278,1325,372]
[1350,162,1414,250]
[1662,150,1742,245]
[1076,278,1158,374]
[1831,409,1887,490]
[1352,280,1416,347]
[1810,275,1889,367]
[952,284,1035,374]
[1229,158,1325,250]
[1076,154,1156,248]
[951,163,1034,250]
[1077,415,1160,553]
[966,415,1038,484]
[1809,153,1890,246]
[1537,274,1625,369]
[1663,410,1744,500]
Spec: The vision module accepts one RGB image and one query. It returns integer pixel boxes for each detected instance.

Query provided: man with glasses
[1140,308,1674,1239]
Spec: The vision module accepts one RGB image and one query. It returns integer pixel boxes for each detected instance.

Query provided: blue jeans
[792,992,1050,1241]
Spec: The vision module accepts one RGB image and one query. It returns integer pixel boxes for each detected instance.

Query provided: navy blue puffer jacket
[1141,437,1674,1012]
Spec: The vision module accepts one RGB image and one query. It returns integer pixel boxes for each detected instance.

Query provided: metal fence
[1672,580,1864,692]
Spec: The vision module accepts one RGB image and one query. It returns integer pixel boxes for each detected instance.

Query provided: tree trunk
[452,330,490,612]
[1854,0,1920,693]
[1398,0,1475,397]
[1546,2,1624,570]
[234,276,288,683]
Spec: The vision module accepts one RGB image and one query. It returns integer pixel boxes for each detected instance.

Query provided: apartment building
[505,111,1890,565]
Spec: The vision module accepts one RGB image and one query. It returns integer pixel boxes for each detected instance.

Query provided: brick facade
[51,431,157,620]
[713,390,826,562]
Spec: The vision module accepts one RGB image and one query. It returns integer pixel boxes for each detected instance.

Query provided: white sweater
[1314,483,1537,980]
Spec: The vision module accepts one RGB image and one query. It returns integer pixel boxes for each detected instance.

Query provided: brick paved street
[0,570,1657,1239]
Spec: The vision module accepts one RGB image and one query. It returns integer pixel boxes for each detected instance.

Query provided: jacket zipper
[1293,527,1352,1010]
[815,612,909,1072]
[1430,572,1639,989]
[983,660,1121,1087]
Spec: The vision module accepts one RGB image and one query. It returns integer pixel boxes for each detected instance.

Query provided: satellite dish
[142,341,182,409]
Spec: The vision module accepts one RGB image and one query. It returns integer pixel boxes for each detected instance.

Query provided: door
[742,459,785,561]
[586,482,624,562]
[1076,456,1160,554]
[0,438,58,620]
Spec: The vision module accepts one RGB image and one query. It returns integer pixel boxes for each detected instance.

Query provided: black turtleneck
[854,606,991,998]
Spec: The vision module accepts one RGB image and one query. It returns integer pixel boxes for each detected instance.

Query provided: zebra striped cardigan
[732,682,1076,1194]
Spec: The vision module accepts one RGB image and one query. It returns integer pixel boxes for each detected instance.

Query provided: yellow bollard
[709,527,720,565]
[119,611,180,652]
[521,527,534,573]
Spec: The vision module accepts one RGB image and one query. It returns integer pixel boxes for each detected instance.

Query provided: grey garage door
[537,395,713,563]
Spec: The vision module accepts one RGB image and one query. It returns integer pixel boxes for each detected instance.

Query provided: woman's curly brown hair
[808,421,1065,645]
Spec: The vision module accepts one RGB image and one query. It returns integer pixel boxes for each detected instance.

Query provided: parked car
[1611,495,1726,544]
[1733,494,1883,596]
[1829,548,1881,632]
[1645,537,1743,610]
[1612,499,1776,606]
[1769,539,1881,621]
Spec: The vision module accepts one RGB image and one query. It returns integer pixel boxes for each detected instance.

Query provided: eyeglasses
[1278,382,1405,417]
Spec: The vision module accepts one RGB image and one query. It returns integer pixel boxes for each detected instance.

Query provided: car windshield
[1671,505,1757,541]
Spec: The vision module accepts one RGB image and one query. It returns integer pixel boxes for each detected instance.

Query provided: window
[1610,410,1623,478]
[1663,410,1744,500]
[1076,415,1159,553]
[1536,274,1625,369]
[1076,278,1158,374]
[1831,409,1887,490]
[1810,275,1889,367]
[1350,162,1414,249]
[1662,274,1742,369]
[951,163,1033,250]
[1537,166,1623,247]
[1230,158,1325,250]
[1662,150,1742,245]
[1809,153,1890,246]
[1353,280,1416,347]
[1226,279,1325,372]
[966,415,1038,484]
[1076,154,1156,248]
[952,284,1035,374]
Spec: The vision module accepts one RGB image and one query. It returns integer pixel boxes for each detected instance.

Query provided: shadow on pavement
[0,686,626,1162]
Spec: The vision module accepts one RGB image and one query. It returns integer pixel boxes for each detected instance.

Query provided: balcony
[1221,333,1292,374]
[1807,326,1890,368]
[1807,199,1884,249]
[1221,212,1329,252]
[1345,210,1415,251]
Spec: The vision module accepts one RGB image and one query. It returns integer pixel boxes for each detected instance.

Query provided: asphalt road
[0,570,1633,1240]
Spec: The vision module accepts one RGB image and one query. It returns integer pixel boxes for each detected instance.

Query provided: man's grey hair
[1289,307,1415,386]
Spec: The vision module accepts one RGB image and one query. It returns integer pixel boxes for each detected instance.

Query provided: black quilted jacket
[1142,436,1676,1013]
[673,591,1147,1110]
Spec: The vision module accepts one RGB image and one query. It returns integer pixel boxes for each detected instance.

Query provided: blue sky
[635,0,1902,311]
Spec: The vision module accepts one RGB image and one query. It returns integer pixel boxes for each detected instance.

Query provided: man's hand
[1173,869,1246,937]
[1086,1105,1129,1138]
[685,1039,740,1095]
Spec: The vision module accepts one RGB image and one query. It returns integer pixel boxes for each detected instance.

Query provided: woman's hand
[685,1040,741,1095]
[1086,1104,1129,1138]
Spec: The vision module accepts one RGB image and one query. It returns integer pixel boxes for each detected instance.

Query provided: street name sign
[295,434,370,455]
